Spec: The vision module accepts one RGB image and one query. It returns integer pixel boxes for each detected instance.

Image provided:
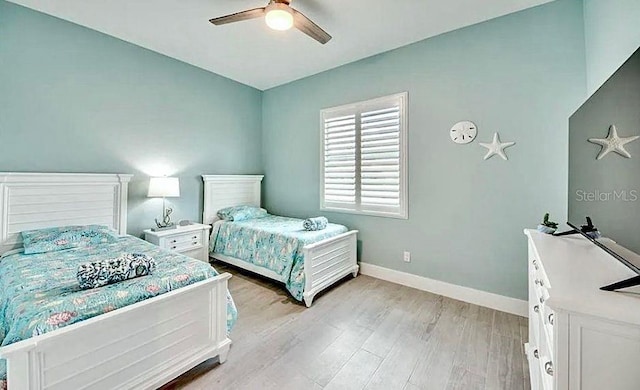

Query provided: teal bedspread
[0,236,237,382]
[210,215,348,301]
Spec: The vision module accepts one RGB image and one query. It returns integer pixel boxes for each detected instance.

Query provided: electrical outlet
[403,251,411,263]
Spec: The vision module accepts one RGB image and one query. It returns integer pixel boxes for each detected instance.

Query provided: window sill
[320,206,408,220]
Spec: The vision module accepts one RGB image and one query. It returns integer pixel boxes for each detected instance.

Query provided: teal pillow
[217,206,267,222]
[22,225,119,255]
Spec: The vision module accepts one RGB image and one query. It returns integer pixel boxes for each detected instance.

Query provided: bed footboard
[0,273,232,390]
[302,230,358,307]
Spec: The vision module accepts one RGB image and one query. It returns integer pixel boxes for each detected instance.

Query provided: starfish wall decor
[588,125,639,160]
[479,132,515,161]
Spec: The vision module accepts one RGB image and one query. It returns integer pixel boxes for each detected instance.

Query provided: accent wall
[583,0,640,94]
[261,0,587,300]
[0,1,263,236]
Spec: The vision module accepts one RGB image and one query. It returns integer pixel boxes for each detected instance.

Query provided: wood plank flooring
[161,264,530,390]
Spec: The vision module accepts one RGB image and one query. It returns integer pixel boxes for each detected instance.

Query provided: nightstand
[144,223,211,263]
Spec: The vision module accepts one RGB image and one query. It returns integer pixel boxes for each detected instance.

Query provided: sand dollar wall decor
[450,121,477,144]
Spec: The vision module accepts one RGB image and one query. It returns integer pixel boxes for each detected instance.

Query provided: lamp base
[151,225,177,232]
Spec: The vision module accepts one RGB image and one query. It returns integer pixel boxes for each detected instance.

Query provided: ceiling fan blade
[292,9,331,44]
[209,7,266,25]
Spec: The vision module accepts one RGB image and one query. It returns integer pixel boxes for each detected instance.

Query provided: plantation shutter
[321,93,407,219]
[323,114,357,205]
[360,106,400,207]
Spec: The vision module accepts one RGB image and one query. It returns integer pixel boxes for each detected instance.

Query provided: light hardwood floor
[162,264,530,390]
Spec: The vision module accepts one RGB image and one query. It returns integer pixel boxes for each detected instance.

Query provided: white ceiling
[10,0,554,90]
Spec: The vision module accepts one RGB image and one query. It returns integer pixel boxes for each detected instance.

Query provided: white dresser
[144,223,211,262]
[525,229,640,390]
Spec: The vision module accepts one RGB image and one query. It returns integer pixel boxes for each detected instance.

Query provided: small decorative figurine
[537,213,559,234]
[155,207,174,229]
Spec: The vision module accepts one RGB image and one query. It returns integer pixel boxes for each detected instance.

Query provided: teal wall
[583,0,640,94]
[261,0,587,300]
[0,1,263,237]
[1,0,596,300]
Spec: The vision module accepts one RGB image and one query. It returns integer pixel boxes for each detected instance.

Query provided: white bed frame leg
[302,230,358,307]
[304,295,314,308]
[218,344,230,364]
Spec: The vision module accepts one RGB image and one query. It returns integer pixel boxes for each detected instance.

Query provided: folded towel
[303,216,328,231]
[77,253,156,289]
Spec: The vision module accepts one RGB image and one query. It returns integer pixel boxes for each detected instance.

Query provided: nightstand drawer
[167,240,202,252]
[164,231,203,250]
[144,223,211,263]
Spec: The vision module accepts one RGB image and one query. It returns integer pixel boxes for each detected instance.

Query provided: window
[320,92,408,219]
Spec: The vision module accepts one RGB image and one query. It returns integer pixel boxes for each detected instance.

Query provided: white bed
[0,172,231,390]
[202,175,358,307]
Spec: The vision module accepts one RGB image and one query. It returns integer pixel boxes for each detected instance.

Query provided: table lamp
[147,177,180,231]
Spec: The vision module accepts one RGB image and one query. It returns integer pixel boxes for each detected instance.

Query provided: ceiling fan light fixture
[265,3,294,31]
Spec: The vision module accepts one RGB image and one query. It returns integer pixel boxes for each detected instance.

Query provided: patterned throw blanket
[77,253,157,289]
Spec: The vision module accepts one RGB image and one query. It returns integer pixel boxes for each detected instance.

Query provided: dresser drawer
[542,306,555,346]
[526,343,544,390]
[531,260,551,292]
[537,311,554,390]
[528,342,553,390]
[531,300,542,351]
[529,243,555,390]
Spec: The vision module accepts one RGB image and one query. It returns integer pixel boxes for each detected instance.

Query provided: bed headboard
[202,175,264,225]
[0,172,132,255]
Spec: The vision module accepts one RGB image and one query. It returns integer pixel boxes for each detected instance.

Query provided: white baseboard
[359,262,528,317]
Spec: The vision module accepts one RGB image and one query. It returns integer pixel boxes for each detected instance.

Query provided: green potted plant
[537,213,558,234]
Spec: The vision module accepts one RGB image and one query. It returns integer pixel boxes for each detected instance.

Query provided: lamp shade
[147,177,180,198]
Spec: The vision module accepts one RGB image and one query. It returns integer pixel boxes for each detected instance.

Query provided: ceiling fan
[209,0,332,44]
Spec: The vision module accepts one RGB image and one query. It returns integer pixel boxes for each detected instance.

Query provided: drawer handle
[533,259,539,270]
[533,305,539,313]
[171,239,177,243]
[192,235,198,239]
[548,313,554,325]
[539,297,545,304]
[535,279,544,287]
[533,349,539,359]
[192,241,198,245]
[545,361,554,376]
[171,246,177,249]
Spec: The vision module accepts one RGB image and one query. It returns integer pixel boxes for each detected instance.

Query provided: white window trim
[319,92,408,219]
